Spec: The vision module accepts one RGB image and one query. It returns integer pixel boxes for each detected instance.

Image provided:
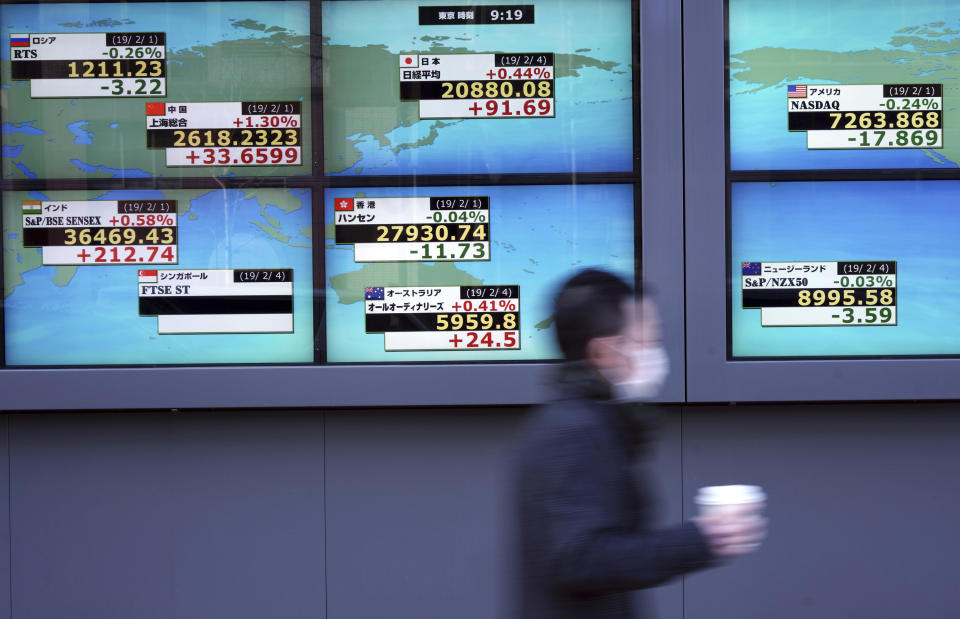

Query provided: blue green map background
[2,1,311,179]
[324,184,635,362]
[731,181,960,357]
[3,188,314,365]
[322,0,633,176]
[730,0,960,170]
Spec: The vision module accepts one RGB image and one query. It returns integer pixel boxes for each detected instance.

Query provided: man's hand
[693,505,768,557]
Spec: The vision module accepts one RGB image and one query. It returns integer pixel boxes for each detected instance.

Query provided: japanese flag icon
[399,54,419,67]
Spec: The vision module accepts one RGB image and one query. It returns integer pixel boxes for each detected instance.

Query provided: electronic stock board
[0,0,638,380]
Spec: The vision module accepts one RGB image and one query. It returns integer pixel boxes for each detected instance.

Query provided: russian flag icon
[10,35,30,48]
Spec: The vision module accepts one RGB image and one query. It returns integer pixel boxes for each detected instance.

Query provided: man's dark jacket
[513,364,715,619]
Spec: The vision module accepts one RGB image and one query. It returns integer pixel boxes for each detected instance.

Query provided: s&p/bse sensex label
[10,32,166,98]
[399,53,554,119]
[22,200,177,265]
[364,285,519,351]
[742,261,897,326]
[787,84,942,149]
[145,101,302,166]
[334,196,489,261]
[138,269,294,334]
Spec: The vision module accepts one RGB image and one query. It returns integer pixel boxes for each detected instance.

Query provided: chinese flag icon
[399,54,418,67]
[335,198,355,211]
[145,102,166,116]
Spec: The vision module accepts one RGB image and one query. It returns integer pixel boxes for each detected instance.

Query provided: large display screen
[0,0,641,377]
[729,0,958,170]
[1,1,312,179]
[325,184,635,361]
[321,0,634,176]
[730,180,960,358]
[3,188,315,365]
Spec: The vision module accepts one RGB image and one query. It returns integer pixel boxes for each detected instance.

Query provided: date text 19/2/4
[399,53,554,119]
[10,33,166,98]
[365,285,520,350]
[146,101,302,166]
[139,269,293,334]
[742,261,896,326]
[22,200,177,265]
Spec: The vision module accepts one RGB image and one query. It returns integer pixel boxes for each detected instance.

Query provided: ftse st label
[138,269,294,334]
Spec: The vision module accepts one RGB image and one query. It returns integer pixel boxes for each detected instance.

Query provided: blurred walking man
[514,269,766,619]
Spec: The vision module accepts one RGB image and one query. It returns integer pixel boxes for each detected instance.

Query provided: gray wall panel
[682,403,960,619]
[1,402,957,619]
[643,408,684,619]
[0,418,9,619]
[325,406,687,619]
[641,0,686,403]
[324,409,522,619]
[8,412,324,619]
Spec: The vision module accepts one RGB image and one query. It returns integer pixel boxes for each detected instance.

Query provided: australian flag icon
[365,286,385,300]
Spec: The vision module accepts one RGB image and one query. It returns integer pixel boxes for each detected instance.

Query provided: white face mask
[604,345,670,402]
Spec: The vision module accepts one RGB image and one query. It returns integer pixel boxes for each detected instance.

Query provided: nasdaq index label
[787,84,942,149]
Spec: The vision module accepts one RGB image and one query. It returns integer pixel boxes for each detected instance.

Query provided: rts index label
[10,32,166,98]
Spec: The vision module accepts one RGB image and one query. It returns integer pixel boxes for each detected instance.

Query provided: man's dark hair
[553,268,635,361]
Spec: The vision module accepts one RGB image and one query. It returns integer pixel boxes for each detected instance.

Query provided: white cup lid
[694,484,766,505]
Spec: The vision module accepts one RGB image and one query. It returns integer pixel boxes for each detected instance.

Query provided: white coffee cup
[694,484,766,517]
[695,485,766,552]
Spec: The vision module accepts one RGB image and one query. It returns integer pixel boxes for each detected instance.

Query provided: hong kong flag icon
[399,54,418,67]
[335,198,355,211]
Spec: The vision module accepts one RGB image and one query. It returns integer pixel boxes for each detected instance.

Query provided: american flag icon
[787,84,807,99]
